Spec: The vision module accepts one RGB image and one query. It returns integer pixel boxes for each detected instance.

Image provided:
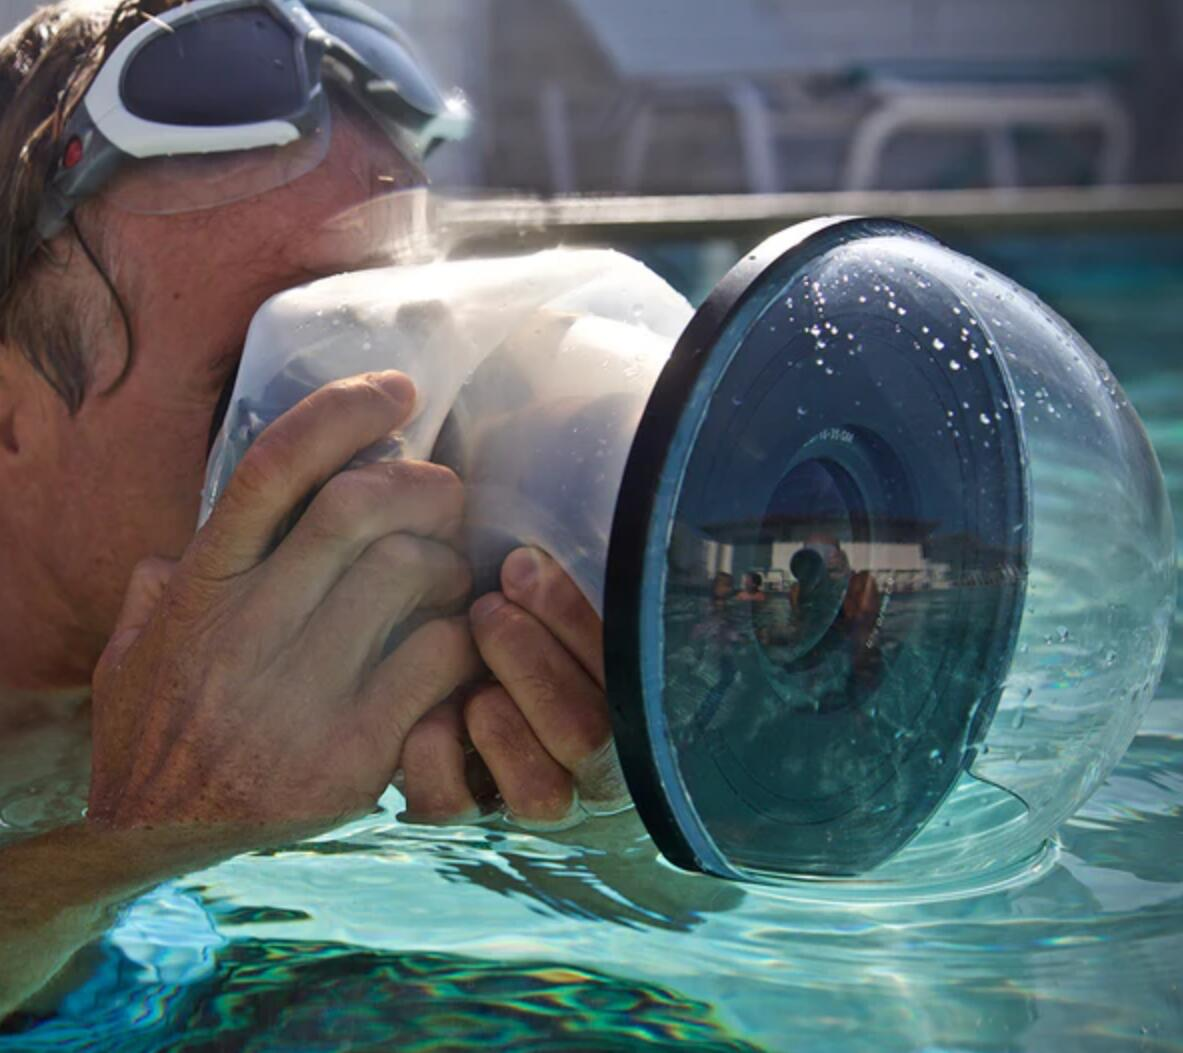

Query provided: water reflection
[393,810,746,933]
[1,706,1179,1053]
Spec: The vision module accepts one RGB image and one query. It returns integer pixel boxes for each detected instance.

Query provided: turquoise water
[2,230,1181,1052]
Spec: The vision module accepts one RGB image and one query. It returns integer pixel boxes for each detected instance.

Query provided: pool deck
[447,184,1183,250]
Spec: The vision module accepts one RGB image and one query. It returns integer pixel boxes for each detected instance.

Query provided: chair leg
[843,103,904,191]
[725,79,779,194]
[540,81,576,194]
[985,126,1020,188]
[1091,91,1135,185]
[618,100,655,192]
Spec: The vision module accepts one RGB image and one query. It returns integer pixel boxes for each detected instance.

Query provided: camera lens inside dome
[748,430,916,721]
[753,458,856,674]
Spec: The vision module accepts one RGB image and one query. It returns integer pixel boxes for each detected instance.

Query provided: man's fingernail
[375,371,416,409]
[502,548,539,592]
[470,592,506,623]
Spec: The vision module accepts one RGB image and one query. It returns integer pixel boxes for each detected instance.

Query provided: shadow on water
[247,808,746,933]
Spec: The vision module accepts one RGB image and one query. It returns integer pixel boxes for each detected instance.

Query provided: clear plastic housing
[202,249,693,604]
[907,237,1177,879]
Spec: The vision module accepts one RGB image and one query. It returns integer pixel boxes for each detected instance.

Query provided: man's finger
[190,371,416,581]
[357,617,484,770]
[302,534,472,673]
[499,548,605,689]
[113,557,178,637]
[469,594,612,772]
[256,459,464,621]
[92,558,177,705]
[464,684,575,825]
[398,695,481,823]
[93,557,179,689]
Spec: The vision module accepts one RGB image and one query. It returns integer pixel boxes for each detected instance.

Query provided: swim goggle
[36,0,471,240]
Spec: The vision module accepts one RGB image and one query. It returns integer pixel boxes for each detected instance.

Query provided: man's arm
[0,822,295,1017]
[1,369,468,1015]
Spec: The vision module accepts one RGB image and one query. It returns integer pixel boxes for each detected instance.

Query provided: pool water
[2,230,1181,1052]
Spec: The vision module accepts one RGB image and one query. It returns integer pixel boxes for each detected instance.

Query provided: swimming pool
[2,226,1180,1052]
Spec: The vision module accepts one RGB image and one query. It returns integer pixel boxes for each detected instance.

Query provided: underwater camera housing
[203,218,1176,890]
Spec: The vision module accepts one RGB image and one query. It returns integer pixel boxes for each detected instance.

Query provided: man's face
[15,98,419,682]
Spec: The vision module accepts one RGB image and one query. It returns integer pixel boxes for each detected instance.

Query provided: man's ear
[0,350,20,456]
[0,346,45,459]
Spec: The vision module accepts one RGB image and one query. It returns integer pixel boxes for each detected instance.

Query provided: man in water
[0,0,613,1012]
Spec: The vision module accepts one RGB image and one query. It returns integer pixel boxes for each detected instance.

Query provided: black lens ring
[604,217,1029,880]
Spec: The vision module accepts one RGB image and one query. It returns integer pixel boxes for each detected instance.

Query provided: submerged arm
[0,822,284,1019]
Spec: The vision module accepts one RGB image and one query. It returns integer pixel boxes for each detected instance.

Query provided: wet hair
[0,0,180,412]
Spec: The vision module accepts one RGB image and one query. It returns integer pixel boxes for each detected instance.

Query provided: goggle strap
[37,128,124,240]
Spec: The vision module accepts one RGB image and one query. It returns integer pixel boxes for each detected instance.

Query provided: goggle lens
[314,10,445,119]
[122,7,310,126]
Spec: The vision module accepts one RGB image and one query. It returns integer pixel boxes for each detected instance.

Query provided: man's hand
[89,370,483,828]
[400,548,627,828]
